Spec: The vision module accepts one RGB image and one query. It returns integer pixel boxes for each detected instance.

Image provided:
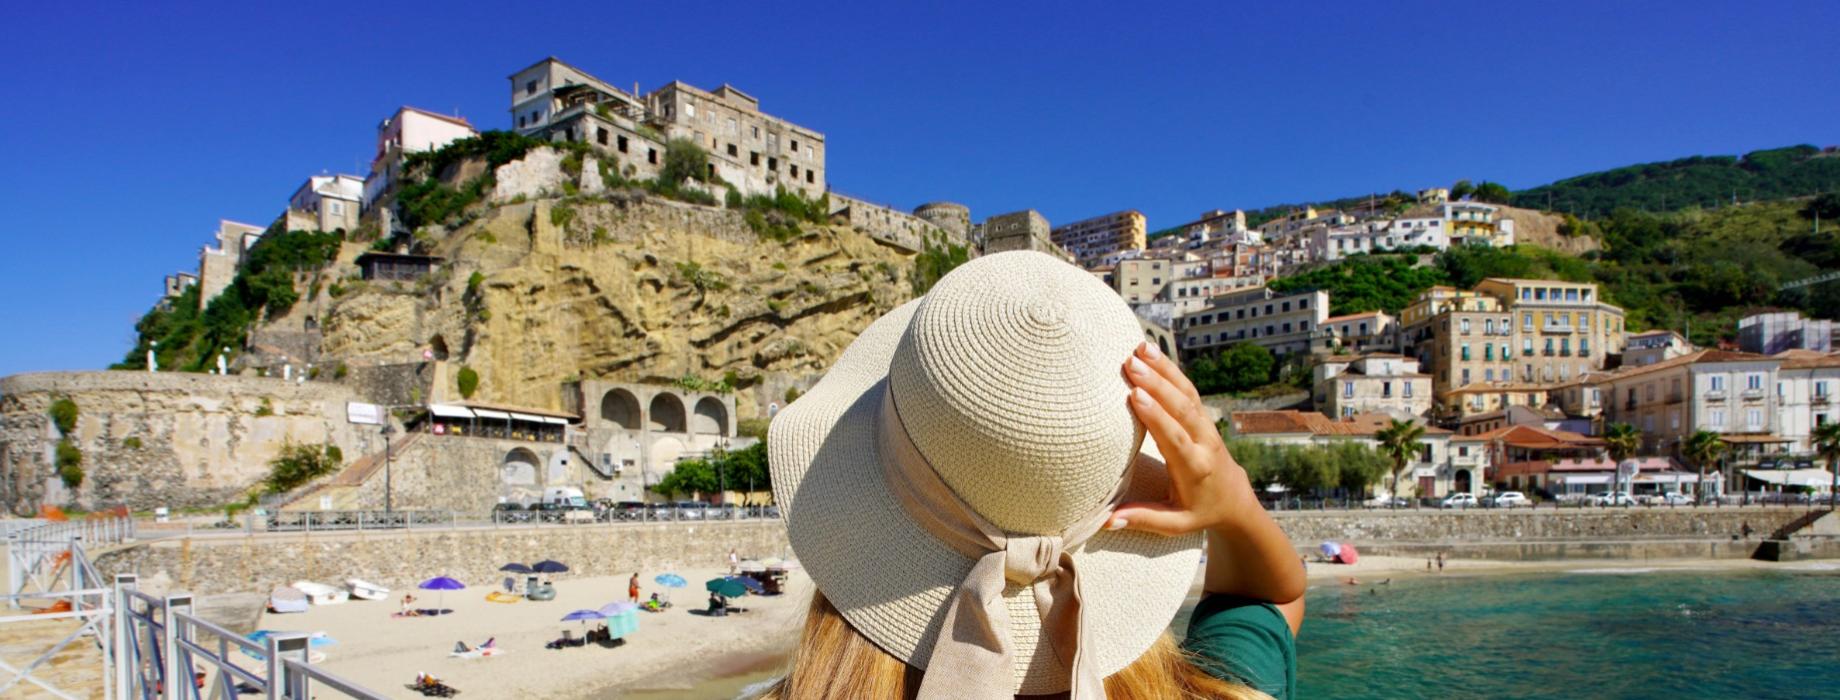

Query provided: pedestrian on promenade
[628,572,641,603]
[757,253,1304,699]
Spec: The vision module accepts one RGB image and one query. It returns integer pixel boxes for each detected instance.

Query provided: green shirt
[1181,595,1297,699]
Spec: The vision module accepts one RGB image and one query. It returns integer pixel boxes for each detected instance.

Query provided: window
[1710,375,1725,392]
[1282,322,1292,333]
[1282,301,1291,312]
[1565,289,1578,302]
[727,143,738,157]
[1344,381,1354,398]
[727,118,737,136]
[1404,382,1413,398]
[1670,411,1680,430]
[618,135,629,153]
[790,164,799,178]
[1522,313,1533,331]
[597,127,609,146]
[526,79,538,95]
[1523,339,1533,356]
[1485,319,1494,334]
[1777,382,1785,397]
[1747,374,1763,390]
[791,139,800,151]
[1746,409,1762,430]
[685,102,696,119]
[1461,369,1471,386]
[1484,344,1493,361]
[768,156,778,171]
[752,125,760,139]
[1461,344,1471,361]
[1647,384,1656,401]
[1818,382,1831,397]
[1461,319,1471,334]
[1266,325,1275,336]
[1709,409,1725,428]
[1265,304,1274,315]
[328,201,343,216]
[647,148,658,164]
[1501,344,1511,362]
[1299,298,1309,308]
[1485,369,1495,382]
[807,170,815,184]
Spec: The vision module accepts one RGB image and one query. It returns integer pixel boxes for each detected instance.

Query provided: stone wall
[1272,507,1807,544]
[0,371,387,514]
[828,194,958,253]
[340,361,435,407]
[94,520,791,596]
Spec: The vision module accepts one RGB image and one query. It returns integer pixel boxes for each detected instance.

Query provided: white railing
[0,537,114,699]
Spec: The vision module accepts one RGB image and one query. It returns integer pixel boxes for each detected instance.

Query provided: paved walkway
[0,615,105,700]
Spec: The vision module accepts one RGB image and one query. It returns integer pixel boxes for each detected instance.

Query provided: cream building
[285,174,364,233]
[1624,330,1692,367]
[196,220,266,310]
[1408,279,1627,419]
[1589,349,1785,458]
[1113,258,1172,304]
[1051,210,1146,264]
[1323,311,1398,353]
[1773,350,1840,453]
[1314,354,1433,420]
[1178,287,1329,356]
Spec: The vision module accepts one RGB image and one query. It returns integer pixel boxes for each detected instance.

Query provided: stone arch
[429,335,450,361]
[648,393,686,433]
[503,447,540,485]
[692,396,728,436]
[600,388,641,430]
[1455,469,1473,495]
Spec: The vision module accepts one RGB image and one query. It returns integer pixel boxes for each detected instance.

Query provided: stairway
[276,433,424,511]
[1753,510,1836,561]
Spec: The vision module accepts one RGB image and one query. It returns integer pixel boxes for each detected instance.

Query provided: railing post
[114,574,138,698]
[163,593,193,700]
[269,632,311,700]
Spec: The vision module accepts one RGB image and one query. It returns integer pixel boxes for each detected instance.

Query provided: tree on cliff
[1683,430,1726,501]
[457,366,480,399]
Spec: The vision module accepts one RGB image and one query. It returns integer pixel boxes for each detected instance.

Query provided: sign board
[347,402,384,425]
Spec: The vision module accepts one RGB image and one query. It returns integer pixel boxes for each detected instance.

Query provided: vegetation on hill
[912,232,970,295]
[117,226,344,372]
[1512,145,1840,219]
[1269,254,1449,315]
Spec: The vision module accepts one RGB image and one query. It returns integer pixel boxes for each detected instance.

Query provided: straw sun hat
[769,251,1202,696]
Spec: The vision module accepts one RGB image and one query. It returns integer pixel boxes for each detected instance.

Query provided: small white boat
[268,586,309,614]
[291,580,350,606]
[345,578,390,601]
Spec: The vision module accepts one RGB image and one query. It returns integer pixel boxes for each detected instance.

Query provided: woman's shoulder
[1181,594,1296,699]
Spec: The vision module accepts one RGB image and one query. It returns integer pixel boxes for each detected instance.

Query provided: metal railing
[115,577,387,699]
[1,533,116,699]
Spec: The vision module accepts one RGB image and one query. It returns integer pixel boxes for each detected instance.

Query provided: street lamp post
[382,423,396,513]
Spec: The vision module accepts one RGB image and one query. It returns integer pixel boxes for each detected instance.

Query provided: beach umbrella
[598,602,638,617]
[560,609,605,623]
[532,560,570,574]
[1335,543,1361,565]
[737,559,766,573]
[603,608,639,640]
[705,577,750,598]
[725,575,767,595]
[653,573,687,588]
[418,576,465,612]
[499,563,534,574]
[1319,541,1342,559]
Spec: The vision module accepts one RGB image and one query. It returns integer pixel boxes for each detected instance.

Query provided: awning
[428,404,474,419]
[542,416,569,425]
[509,412,545,424]
[1743,468,1836,487]
[1721,434,1791,444]
[1552,474,1611,485]
[1634,472,1699,484]
[471,408,511,420]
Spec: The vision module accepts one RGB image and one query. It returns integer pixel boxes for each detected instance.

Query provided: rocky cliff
[318,151,920,417]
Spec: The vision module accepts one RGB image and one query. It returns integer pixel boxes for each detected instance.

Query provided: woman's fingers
[1137,342,1202,407]
[1129,386,1191,455]
[1126,352,1214,445]
[1110,501,1202,536]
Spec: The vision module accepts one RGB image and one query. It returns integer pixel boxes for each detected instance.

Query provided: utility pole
[382,423,395,513]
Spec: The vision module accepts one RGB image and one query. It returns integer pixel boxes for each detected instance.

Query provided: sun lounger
[291,581,349,606]
[345,578,389,601]
[484,591,522,603]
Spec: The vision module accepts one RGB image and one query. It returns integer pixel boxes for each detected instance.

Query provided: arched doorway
[600,388,641,431]
[692,397,728,436]
[1455,469,1472,495]
[429,335,450,361]
[648,393,686,433]
[503,448,540,485]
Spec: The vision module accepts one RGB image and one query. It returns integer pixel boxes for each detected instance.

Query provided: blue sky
[1,1,1836,376]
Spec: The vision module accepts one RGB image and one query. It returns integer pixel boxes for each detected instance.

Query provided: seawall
[92,508,1834,597]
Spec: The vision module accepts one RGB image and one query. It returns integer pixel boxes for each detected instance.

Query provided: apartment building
[284,174,364,233]
[1177,287,1329,356]
[1313,354,1433,420]
[1177,208,1257,248]
[508,57,825,199]
[1739,311,1834,354]
[1445,201,1514,246]
[1406,279,1626,420]
[1113,258,1172,304]
[1589,349,1784,458]
[1323,311,1398,353]
[1624,330,1692,367]
[1050,210,1146,264]
[1476,279,1627,385]
[1772,350,1840,453]
[363,106,478,209]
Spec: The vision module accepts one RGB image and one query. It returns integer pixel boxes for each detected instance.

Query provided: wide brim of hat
[769,299,1202,695]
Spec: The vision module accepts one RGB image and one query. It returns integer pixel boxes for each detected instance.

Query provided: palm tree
[1814,422,1840,512]
[1603,423,1641,496]
[1683,430,1727,502]
[1375,418,1427,503]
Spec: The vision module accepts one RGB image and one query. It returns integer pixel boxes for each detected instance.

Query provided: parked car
[1364,495,1409,508]
[492,503,533,524]
[1491,491,1531,508]
[1661,492,1694,506]
[1590,491,1635,507]
[673,501,708,520]
[1440,493,1479,509]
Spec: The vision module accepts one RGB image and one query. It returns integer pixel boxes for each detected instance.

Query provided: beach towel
[485,591,522,603]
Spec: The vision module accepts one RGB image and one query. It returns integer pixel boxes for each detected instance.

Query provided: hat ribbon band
[878,386,1128,700]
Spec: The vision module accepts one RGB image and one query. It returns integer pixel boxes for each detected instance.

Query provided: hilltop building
[508,57,825,200]
[1322,311,1399,354]
[162,272,197,303]
[1050,210,1146,264]
[1313,353,1432,420]
[980,210,1070,260]
[284,174,364,233]
[363,106,478,210]
[1739,311,1833,354]
[1624,330,1693,367]
[1176,286,1329,356]
[197,220,266,310]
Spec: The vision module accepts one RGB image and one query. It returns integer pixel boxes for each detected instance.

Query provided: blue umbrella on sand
[653,573,686,588]
[500,563,534,574]
[532,560,570,574]
[418,576,465,613]
[723,575,766,595]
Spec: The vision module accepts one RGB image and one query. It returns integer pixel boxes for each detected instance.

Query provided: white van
[541,487,589,510]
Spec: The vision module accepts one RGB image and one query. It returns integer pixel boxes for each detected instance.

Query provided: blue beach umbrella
[418,576,465,612]
[653,573,687,588]
[532,560,570,574]
[560,609,605,622]
[724,575,766,595]
[598,602,638,617]
[499,563,534,574]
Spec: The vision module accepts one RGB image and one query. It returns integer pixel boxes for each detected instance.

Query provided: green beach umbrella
[705,577,749,598]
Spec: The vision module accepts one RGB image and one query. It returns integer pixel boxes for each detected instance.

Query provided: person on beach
[400,594,417,617]
[759,253,1305,699]
[1436,552,1446,573]
[629,573,641,603]
[728,548,739,575]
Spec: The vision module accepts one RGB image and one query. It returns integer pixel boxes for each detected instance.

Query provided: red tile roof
[1466,424,1602,449]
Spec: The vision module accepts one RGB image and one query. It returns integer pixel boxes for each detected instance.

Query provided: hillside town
[10,55,1839,525]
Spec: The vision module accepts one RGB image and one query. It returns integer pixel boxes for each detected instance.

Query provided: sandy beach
[246,566,812,699]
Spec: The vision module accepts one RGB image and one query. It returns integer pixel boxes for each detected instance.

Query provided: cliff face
[319,172,919,417]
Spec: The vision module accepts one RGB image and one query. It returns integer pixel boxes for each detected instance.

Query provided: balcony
[1741,389,1765,401]
[1815,394,1831,406]
[1543,348,1555,357]
[1705,390,1726,402]
[1559,349,1573,357]
[1541,324,1575,334]
[1579,348,1591,358]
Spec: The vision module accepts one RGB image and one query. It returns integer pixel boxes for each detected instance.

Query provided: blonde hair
[758,592,1269,700]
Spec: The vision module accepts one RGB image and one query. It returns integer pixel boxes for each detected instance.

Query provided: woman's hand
[1114,342,1307,612]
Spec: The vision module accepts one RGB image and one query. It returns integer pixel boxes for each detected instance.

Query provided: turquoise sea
[623,565,1840,698]
[1299,565,1840,699]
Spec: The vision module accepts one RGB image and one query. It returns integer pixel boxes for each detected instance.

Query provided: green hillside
[1511,145,1840,218]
